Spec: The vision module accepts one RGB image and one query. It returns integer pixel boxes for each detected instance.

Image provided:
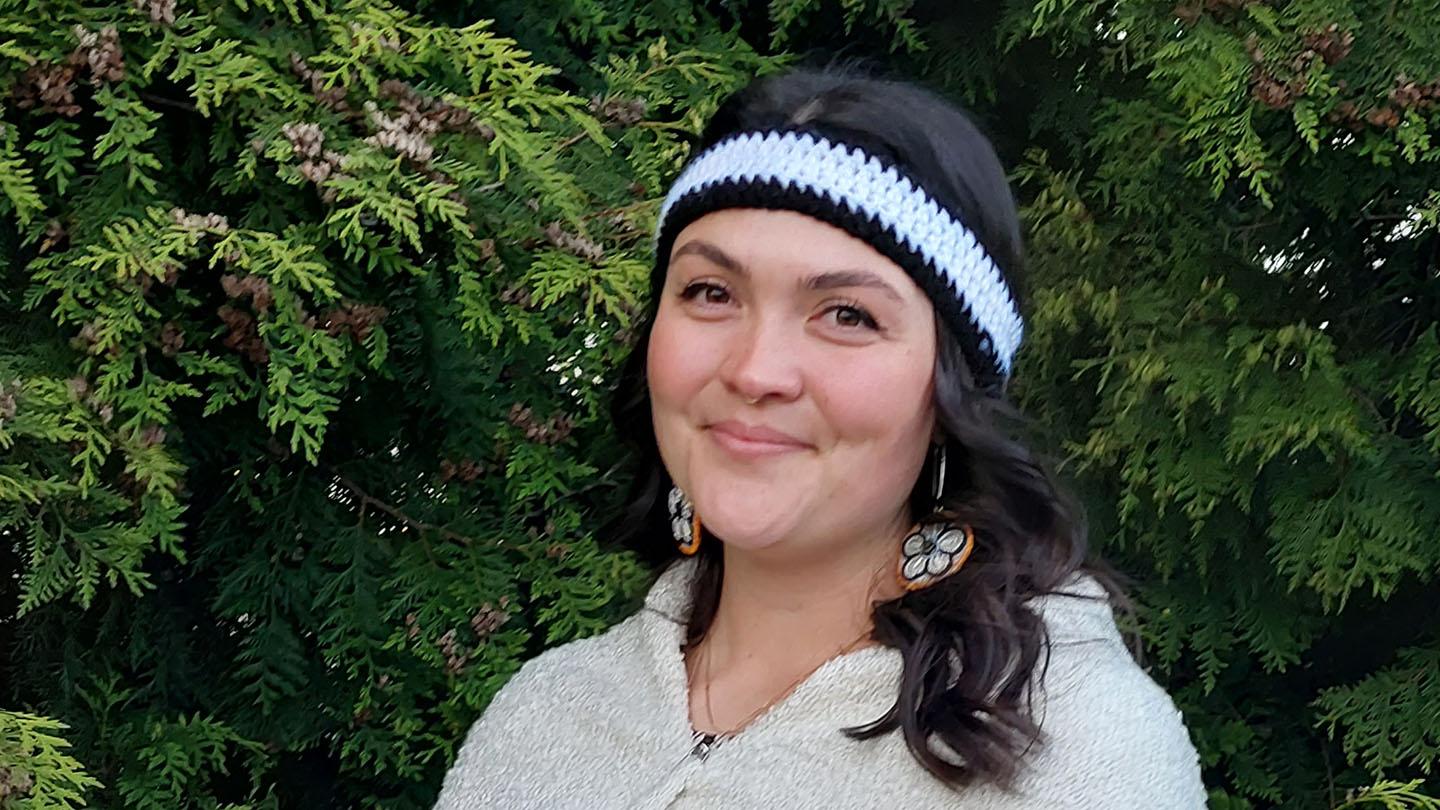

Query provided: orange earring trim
[678,512,702,556]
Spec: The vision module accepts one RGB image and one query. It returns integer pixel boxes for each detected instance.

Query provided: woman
[435,67,1206,808]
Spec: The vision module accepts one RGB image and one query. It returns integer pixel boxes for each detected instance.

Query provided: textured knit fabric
[653,128,1023,390]
[434,560,1207,809]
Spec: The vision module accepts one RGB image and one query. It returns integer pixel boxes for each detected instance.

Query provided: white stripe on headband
[657,130,1024,377]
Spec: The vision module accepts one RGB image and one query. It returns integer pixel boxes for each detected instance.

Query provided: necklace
[688,627,875,739]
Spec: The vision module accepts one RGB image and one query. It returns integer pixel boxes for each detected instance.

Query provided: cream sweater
[434,560,1207,809]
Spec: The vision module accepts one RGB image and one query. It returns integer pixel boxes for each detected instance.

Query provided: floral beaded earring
[668,485,702,555]
[898,444,975,591]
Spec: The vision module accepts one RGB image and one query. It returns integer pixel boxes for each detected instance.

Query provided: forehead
[668,209,929,300]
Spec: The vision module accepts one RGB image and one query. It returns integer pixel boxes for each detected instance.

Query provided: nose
[718,314,803,404]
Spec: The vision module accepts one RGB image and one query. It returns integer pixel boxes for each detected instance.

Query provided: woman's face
[648,208,938,563]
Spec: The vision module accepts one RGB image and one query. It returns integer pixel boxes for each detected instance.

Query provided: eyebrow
[670,239,905,303]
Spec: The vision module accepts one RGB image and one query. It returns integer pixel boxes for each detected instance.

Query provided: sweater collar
[641,557,698,624]
[641,556,1120,646]
[632,556,1121,741]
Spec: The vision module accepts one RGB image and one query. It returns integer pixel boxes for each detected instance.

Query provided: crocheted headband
[654,127,1024,389]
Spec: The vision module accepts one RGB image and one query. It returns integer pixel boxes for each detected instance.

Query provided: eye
[679,281,732,306]
[823,302,880,331]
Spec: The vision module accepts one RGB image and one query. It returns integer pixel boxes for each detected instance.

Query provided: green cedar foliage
[0,1,766,806]
[0,712,99,809]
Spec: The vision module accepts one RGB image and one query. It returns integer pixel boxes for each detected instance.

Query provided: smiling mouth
[706,422,811,457]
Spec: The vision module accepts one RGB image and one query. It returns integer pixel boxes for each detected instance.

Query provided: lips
[705,423,812,446]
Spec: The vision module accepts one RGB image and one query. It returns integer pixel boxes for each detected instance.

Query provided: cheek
[812,345,934,448]
[646,306,708,412]
[646,306,720,485]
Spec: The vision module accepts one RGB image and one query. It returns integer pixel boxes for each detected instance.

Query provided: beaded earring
[668,485,702,556]
[898,444,975,591]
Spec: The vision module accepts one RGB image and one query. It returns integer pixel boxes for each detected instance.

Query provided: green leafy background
[0,1,1435,807]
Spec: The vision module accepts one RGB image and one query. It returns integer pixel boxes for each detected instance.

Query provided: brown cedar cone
[498,285,535,309]
[159,321,184,357]
[440,459,484,483]
[363,100,455,164]
[0,766,36,801]
[469,601,510,639]
[1289,49,1319,74]
[170,207,230,234]
[444,654,470,676]
[72,25,125,84]
[218,305,269,364]
[0,381,19,421]
[40,219,68,253]
[378,78,495,139]
[12,62,81,116]
[1390,75,1427,109]
[281,122,325,160]
[1326,100,1363,131]
[589,94,647,126]
[75,321,102,353]
[608,211,640,233]
[508,403,536,428]
[1303,24,1354,66]
[438,628,472,674]
[134,0,176,24]
[319,301,389,340]
[534,412,564,441]
[1244,35,1265,64]
[220,273,273,313]
[289,53,351,115]
[138,424,167,447]
[542,221,604,261]
[1366,106,1401,128]
[507,404,575,445]
[1251,71,1294,109]
[299,160,329,183]
[349,21,401,52]
[348,303,388,339]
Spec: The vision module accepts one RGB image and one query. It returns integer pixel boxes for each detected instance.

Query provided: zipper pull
[689,731,718,761]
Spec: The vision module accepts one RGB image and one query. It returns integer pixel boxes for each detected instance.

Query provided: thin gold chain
[690,627,874,738]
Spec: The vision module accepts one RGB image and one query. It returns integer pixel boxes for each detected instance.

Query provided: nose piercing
[745,396,761,405]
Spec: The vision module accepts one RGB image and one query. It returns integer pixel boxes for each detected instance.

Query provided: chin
[686,461,819,545]
[693,494,802,551]
[702,521,792,552]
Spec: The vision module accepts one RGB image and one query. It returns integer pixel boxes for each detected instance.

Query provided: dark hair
[608,66,1126,791]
